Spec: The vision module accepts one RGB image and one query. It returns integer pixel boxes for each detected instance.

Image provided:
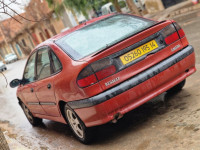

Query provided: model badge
[171,44,181,52]
[105,77,120,86]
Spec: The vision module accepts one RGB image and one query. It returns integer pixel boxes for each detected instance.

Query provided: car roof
[34,13,115,49]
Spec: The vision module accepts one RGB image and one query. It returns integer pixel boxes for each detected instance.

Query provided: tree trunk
[16,41,31,56]
[71,9,80,25]
[126,0,141,16]
[112,0,122,13]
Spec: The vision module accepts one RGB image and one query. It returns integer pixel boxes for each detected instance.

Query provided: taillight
[95,65,116,80]
[77,58,117,88]
[162,24,179,45]
[173,22,185,38]
[165,32,179,45]
[77,66,97,88]
[162,22,185,45]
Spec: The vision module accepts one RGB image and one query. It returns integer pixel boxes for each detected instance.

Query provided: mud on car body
[10,14,196,144]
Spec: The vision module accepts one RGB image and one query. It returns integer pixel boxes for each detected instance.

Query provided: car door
[20,52,46,115]
[34,47,61,117]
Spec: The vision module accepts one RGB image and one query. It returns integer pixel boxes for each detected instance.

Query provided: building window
[39,32,45,42]
[31,33,40,45]
[28,36,35,48]
[22,39,26,47]
[45,29,51,39]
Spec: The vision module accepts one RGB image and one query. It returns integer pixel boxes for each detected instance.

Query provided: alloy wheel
[66,109,84,139]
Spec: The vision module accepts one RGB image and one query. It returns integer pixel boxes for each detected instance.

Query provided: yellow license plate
[120,40,159,65]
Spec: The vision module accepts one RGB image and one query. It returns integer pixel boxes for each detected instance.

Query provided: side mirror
[10,79,21,88]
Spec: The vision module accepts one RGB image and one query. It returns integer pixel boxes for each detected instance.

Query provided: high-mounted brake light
[77,58,117,88]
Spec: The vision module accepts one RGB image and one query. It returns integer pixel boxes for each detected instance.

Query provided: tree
[25,0,57,36]
[110,0,122,13]
[46,0,93,20]
[126,0,141,16]
[0,0,42,23]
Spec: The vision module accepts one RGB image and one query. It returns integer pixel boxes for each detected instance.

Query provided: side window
[23,52,36,84]
[36,48,51,80]
[50,51,62,73]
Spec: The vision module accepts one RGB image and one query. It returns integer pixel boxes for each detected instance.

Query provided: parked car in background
[101,0,129,15]
[4,53,18,64]
[134,0,145,11]
[10,14,196,144]
[0,61,7,72]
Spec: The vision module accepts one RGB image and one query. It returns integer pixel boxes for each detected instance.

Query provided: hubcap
[66,109,84,138]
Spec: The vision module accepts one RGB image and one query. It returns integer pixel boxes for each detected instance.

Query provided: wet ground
[1,9,200,150]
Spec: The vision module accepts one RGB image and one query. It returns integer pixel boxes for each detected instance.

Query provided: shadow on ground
[33,89,189,145]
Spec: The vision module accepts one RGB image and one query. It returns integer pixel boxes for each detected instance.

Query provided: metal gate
[162,0,186,8]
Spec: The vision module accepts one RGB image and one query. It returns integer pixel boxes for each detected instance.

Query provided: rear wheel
[64,105,93,144]
[168,79,186,93]
[21,103,42,126]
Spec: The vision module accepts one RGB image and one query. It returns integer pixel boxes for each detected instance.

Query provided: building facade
[145,0,188,13]
[0,0,66,61]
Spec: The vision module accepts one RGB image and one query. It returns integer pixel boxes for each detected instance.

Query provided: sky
[0,0,30,20]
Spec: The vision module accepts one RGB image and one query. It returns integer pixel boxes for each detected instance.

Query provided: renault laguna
[10,14,196,143]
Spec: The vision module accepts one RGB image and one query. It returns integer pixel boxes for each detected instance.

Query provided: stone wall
[145,0,165,13]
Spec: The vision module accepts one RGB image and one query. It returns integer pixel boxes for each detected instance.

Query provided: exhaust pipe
[111,113,123,123]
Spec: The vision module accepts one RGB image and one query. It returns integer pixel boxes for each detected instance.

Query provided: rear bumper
[69,45,196,127]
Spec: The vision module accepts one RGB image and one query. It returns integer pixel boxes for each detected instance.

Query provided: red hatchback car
[10,14,196,143]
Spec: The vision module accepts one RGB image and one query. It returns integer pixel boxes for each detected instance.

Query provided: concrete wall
[145,0,165,13]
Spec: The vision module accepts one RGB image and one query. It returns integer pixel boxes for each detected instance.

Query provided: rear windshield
[56,14,156,60]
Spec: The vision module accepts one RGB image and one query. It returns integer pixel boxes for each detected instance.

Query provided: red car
[10,14,196,143]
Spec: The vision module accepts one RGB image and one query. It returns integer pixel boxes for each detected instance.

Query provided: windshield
[56,14,156,60]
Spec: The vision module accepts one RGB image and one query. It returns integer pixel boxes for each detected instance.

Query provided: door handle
[30,88,34,92]
[47,84,51,89]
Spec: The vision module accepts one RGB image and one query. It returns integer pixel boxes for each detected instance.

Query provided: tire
[21,103,42,126]
[168,79,186,93]
[64,105,93,144]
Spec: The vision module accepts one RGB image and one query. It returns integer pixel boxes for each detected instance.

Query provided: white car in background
[101,0,129,15]
[4,53,18,64]
[101,0,145,15]
[0,61,7,72]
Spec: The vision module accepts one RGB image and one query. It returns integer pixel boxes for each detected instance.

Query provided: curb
[169,3,200,18]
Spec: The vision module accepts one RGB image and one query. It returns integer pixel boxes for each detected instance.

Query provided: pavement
[145,1,200,21]
[0,129,10,150]
[1,3,200,150]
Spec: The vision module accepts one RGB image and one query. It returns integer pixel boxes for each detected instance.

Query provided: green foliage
[45,0,122,19]
[119,1,126,8]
